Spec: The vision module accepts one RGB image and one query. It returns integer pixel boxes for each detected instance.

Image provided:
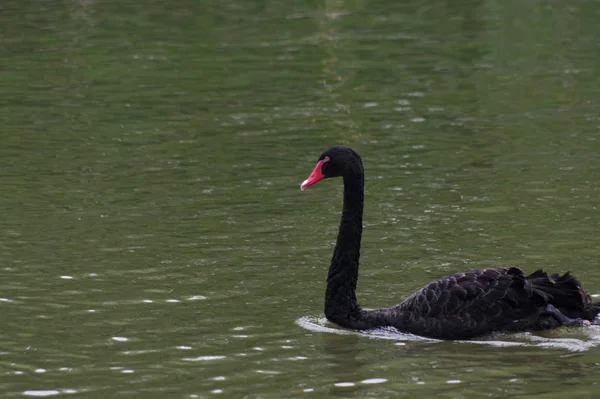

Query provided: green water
[2,0,600,397]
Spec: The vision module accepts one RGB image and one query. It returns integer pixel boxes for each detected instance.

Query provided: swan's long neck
[326,173,363,304]
[324,172,388,329]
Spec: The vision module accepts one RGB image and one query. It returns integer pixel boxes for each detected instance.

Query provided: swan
[300,145,600,340]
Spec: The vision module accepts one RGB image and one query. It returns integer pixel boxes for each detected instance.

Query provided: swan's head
[300,146,362,190]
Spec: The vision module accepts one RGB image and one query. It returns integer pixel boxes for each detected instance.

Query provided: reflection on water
[297,316,600,352]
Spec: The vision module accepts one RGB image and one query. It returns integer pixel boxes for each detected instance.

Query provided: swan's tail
[527,269,600,322]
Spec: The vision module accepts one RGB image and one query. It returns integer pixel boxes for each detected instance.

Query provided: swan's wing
[400,267,537,319]
[391,267,542,338]
[394,267,597,339]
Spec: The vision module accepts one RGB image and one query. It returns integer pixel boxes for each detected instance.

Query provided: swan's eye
[321,156,330,173]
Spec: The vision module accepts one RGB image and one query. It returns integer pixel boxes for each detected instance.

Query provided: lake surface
[2,0,600,397]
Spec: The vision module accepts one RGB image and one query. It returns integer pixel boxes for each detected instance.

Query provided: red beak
[300,157,328,191]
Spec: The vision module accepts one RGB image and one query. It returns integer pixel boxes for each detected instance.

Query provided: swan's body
[301,146,600,340]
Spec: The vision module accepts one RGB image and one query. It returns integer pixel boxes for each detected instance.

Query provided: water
[2,0,600,397]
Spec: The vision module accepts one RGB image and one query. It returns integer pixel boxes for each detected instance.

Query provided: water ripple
[296,315,600,351]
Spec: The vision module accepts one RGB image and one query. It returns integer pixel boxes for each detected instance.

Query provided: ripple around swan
[296,316,600,351]
[296,316,434,341]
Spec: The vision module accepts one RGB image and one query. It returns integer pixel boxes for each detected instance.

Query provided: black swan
[300,145,600,340]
